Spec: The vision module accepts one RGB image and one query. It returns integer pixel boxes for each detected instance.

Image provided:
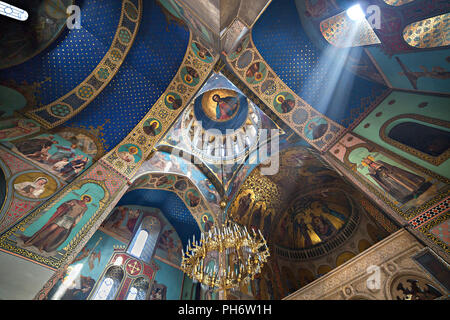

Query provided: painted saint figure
[212,94,238,121]
[14,176,48,199]
[362,156,432,203]
[311,214,337,239]
[21,195,92,253]
[236,192,252,219]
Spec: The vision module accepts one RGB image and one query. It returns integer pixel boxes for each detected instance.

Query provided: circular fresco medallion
[273,92,295,114]
[155,175,176,188]
[180,66,200,86]
[185,188,200,207]
[237,50,253,69]
[200,89,241,122]
[245,62,267,84]
[228,36,250,61]
[292,108,309,125]
[12,171,58,200]
[117,143,142,163]
[143,118,162,136]
[304,117,328,140]
[192,41,213,63]
[164,92,183,110]
[174,179,188,191]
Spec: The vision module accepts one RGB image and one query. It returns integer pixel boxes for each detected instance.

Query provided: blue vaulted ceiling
[252,0,388,127]
[64,0,189,150]
[0,0,189,151]
[0,0,122,105]
[117,189,201,248]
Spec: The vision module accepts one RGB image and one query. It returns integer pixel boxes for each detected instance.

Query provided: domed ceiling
[157,72,282,198]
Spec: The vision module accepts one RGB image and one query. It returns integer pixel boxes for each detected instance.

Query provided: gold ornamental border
[26,0,143,129]
[225,32,345,152]
[102,33,219,179]
[127,172,218,232]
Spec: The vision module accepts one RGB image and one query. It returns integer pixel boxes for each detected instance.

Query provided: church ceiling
[252,0,389,128]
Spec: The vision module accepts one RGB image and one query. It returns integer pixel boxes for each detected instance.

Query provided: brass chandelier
[180,217,270,293]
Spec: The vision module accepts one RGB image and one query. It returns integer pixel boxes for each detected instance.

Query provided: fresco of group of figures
[0,145,66,233]
[0,121,102,242]
[1,133,92,182]
[46,205,193,300]
[275,190,351,250]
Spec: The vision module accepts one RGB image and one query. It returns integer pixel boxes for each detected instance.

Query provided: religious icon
[192,42,212,63]
[149,281,167,300]
[202,214,214,232]
[20,194,92,253]
[234,190,254,220]
[181,66,199,86]
[185,189,200,207]
[304,117,328,140]
[143,119,162,136]
[155,175,176,188]
[174,179,187,191]
[212,93,239,121]
[361,156,432,203]
[274,92,295,114]
[118,144,141,163]
[246,62,267,84]
[165,92,183,110]
[102,206,141,242]
[14,176,50,199]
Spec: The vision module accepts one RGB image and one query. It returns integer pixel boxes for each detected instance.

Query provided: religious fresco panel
[0,145,66,234]
[330,132,449,220]
[1,133,93,182]
[352,91,450,179]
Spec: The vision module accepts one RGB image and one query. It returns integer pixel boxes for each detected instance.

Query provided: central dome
[193,88,249,132]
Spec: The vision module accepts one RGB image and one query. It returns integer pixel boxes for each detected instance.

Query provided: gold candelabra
[180,219,270,292]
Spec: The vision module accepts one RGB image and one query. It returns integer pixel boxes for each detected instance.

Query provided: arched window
[320,11,381,48]
[126,277,150,300]
[403,13,450,48]
[91,266,124,300]
[383,0,415,6]
[129,230,148,258]
[127,216,161,263]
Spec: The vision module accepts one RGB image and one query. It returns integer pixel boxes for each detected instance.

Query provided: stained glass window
[403,13,450,48]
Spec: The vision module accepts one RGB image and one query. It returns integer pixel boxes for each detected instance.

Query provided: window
[90,266,124,300]
[383,0,415,6]
[320,11,380,48]
[130,230,148,258]
[127,216,161,263]
[403,13,450,48]
[126,277,150,300]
